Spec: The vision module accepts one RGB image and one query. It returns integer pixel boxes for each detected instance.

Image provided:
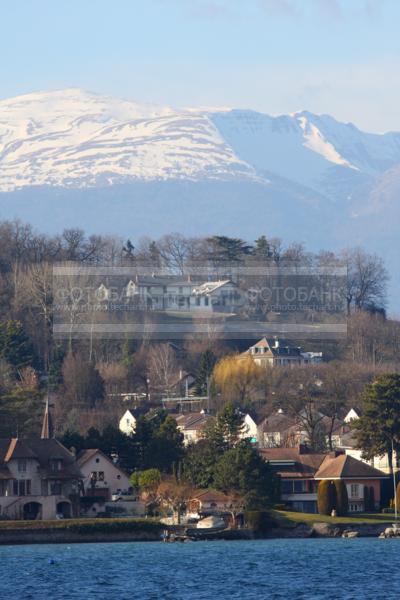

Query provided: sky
[2,0,400,132]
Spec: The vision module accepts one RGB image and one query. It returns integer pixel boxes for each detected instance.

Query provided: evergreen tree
[182,440,218,488]
[254,235,272,259]
[333,480,349,516]
[207,236,252,263]
[317,480,337,515]
[352,373,400,475]
[148,416,184,472]
[213,440,279,508]
[194,349,216,395]
[205,402,245,452]
[0,320,34,371]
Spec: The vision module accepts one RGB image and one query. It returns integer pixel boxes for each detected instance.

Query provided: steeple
[41,396,54,439]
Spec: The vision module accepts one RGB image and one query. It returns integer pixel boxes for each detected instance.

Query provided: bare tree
[148,343,179,398]
[342,248,388,315]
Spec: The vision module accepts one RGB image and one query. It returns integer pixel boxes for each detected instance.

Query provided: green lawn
[271,509,396,528]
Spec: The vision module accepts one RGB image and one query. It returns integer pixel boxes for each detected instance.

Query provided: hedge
[0,518,161,532]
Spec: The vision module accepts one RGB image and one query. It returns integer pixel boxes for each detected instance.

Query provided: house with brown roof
[244,337,322,368]
[260,445,388,513]
[0,400,83,520]
[314,453,387,512]
[260,445,326,513]
[0,437,82,520]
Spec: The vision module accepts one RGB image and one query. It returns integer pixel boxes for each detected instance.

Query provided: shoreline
[0,520,393,545]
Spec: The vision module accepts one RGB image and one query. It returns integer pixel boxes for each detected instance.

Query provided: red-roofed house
[314,453,387,512]
[260,445,388,513]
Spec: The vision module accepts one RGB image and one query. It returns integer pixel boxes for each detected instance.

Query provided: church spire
[41,396,54,439]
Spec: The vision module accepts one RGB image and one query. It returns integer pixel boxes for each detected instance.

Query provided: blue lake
[0,538,398,599]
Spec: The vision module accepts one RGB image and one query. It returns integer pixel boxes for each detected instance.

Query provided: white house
[119,409,140,435]
[343,408,360,423]
[240,413,260,444]
[76,449,131,499]
[244,337,323,368]
[96,276,240,314]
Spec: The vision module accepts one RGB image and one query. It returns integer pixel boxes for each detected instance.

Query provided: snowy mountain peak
[1,89,400,198]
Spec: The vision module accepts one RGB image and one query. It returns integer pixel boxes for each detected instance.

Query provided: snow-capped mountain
[2,88,400,199]
[1,88,400,308]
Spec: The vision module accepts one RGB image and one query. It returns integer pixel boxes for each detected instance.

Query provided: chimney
[273,337,280,349]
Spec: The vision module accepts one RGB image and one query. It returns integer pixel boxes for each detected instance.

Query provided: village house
[260,445,387,513]
[238,412,265,445]
[256,408,349,450]
[173,411,214,445]
[0,403,82,520]
[187,490,244,521]
[257,411,299,448]
[244,337,322,368]
[119,408,141,435]
[260,446,325,513]
[334,408,400,475]
[97,276,240,314]
[76,448,144,517]
[76,448,131,500]
[314,452,386,512]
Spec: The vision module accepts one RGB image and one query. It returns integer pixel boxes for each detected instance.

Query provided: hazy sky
[2,0,399,132]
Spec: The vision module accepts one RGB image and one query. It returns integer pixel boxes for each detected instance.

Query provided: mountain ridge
[0,88,399,310]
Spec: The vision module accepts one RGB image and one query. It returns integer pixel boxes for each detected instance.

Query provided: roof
[260,413,297,433]
[191,489,242,504]
[315,454,387,480]
[4,438,38,461]
[76,448,101,467]
[259,447,327,478]
[41,398,54,439]
[192,280,232,295]
[337,431,357,448]
[76,448,129,477]
[174,412,214,431]
[0,438,82,480]
[251,337,270,348]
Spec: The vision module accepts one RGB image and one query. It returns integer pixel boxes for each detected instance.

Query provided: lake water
[0,538,398,599]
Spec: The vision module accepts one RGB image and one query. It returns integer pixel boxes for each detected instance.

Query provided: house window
[293,480,306,493]
[13,480,30,496]
[281,480,292,494]
[18,459,27,472]
[50,481,62,495]
[204,297,209,306]
[98,472,105,481]
[350,484,359,498]
[50,459,63,472]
